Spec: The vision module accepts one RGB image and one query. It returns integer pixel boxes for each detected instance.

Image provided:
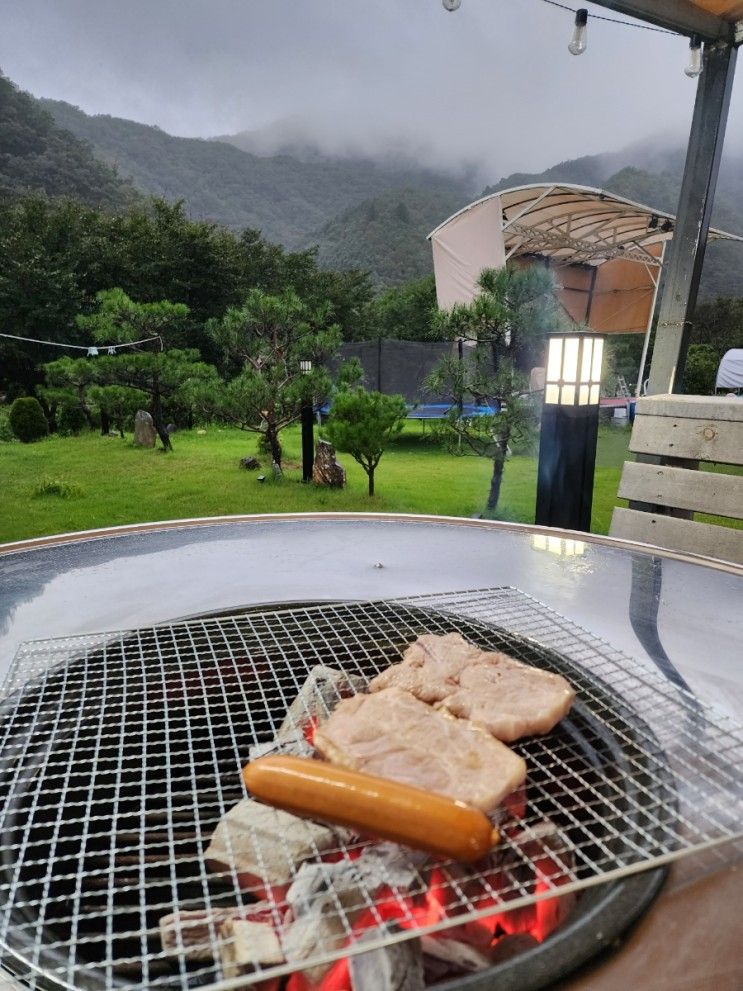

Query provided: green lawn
[1,422,737,544]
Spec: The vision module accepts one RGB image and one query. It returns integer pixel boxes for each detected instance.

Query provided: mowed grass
[1,421,739,544]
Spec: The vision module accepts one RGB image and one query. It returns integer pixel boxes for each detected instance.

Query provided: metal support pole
[301,400,314,483]
[648,41,737,395]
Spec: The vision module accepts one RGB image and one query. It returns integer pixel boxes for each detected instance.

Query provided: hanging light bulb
[87,346,99,357]
[441,0,461,10]
[568,9,588,56]
[685,35,703,78]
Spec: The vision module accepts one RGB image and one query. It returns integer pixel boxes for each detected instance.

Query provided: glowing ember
[279,829,575,989]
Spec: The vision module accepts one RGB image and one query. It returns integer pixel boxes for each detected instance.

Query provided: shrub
[0,407,16,443]
[9,397,49,443]
[32,478,84,499]
[57,404,87,436]
[681,344,719,396]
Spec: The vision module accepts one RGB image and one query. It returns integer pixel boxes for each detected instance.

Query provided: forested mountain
[41,98,473,249]
[0,73,136,210]
[305,186,469,288]
[4,71,741,298]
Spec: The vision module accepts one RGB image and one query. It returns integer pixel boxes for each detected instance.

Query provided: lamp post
[535,333,604,532]
[300,360,314,483]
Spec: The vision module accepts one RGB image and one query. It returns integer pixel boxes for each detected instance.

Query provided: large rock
[134,410,157,448]
[312,439,346,487]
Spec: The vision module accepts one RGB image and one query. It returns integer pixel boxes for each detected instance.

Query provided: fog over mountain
[3,0,743,184]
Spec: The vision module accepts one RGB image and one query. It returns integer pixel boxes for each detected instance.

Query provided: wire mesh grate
[0,587,741,991]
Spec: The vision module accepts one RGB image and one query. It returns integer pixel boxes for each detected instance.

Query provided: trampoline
[317,401,499,420]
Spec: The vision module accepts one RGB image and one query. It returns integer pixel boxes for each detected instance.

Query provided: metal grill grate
[0,587,741,991]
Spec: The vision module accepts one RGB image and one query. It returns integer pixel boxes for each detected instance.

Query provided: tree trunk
[368,467,375,497]
[266,423,282,469]
[100,410,111,435]
[150,382,172,451]
[486,426,511,512]
[490,339,500,376]
[486,455,505,511]
[76,384,95,430]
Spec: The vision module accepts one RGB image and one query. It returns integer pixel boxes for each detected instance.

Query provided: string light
[0,333,163,353]
[685,34,703,78]
[568,8,588,55]
[539,0,703,77]
[444,2,705,78]
[539,0,675,35]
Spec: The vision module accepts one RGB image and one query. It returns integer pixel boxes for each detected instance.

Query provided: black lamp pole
[300,360,314,483]
[535,333,604,533]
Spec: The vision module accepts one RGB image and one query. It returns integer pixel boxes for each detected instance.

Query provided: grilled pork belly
[438,654,575,742]
[370,633,483,702]
[313,687,526,813]
[369,633,575,742]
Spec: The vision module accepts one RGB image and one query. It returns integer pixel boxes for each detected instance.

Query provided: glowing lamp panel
[544,336,604,406]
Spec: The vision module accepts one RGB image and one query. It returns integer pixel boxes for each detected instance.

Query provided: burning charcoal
[160,907,244,961]
[508,818,575,885]
[286,860,368,919]
[282,846,426,984]
[204,798,341,893]
[355,842,426,892]
[489,932,539,964]
[350,927,425,990]
[276,665,365,736]
[286,847,421,920]
[420,934,492,973]
[248,732,313,761]
[283,907,348,985]
[218,918,284,978]
[249,665,365,762]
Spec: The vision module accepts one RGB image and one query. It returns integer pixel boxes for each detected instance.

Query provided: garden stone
[272,461,282,477]
[240,456,261,470]
[134,410,157,448]
[312,439,346,488]
[166,423,178,435]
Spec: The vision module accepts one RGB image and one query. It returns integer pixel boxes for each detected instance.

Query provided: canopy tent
[716,348,743,390]
[428,183,742,336]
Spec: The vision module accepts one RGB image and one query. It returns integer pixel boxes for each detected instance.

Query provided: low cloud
[2,0,741,182]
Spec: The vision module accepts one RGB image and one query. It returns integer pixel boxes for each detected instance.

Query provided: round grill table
[0,514,741,991]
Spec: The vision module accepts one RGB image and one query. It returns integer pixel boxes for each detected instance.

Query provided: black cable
[540,0,678,37]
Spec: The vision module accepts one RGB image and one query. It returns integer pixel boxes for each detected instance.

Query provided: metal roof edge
[428,182,743,243]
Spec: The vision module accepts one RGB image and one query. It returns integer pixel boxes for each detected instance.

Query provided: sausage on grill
[243,755,499,862]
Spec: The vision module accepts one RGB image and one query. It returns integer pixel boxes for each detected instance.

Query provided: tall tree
[362,276,438,342]
[75,288,217,450]
[42,356,99,429]
[427,266,560,513]
[205,288,341,468]
[324,388,407,496]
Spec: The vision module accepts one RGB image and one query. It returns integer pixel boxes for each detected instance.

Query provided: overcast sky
[2,0,742,182]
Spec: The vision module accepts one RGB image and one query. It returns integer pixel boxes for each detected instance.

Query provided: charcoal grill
[0,587,741,991]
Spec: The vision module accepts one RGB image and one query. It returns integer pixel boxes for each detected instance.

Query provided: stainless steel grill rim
[0,586,740,991]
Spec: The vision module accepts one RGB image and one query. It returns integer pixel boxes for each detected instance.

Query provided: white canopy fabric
[716,349,743,389]
[428,184,743,334]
